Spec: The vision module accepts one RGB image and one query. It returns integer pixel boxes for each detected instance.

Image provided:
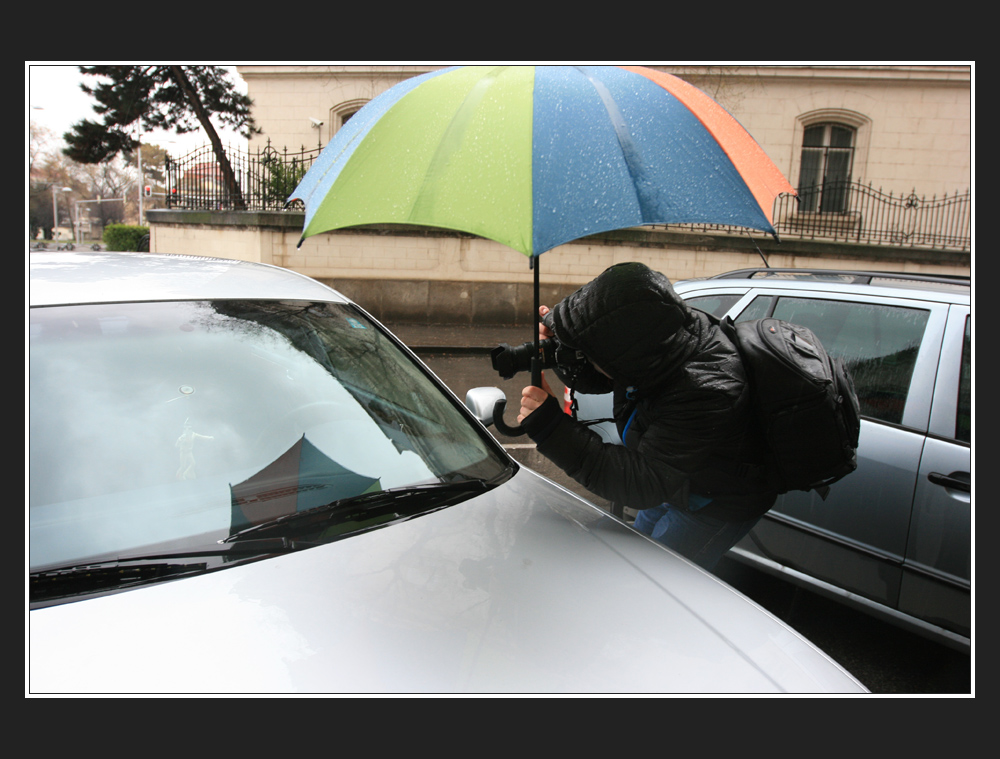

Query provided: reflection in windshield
[229,435,381,533]
[29,300,508,572]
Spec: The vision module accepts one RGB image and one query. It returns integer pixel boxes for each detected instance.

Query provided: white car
[27,252,866,694]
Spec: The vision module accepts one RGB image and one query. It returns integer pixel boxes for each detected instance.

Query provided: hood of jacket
[547,263,711,390]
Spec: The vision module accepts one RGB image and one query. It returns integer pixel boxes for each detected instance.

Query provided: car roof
[674,268,970,306]
[29,251,350,307]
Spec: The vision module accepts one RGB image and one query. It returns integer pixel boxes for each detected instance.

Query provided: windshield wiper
[29,538,314,605]
[33,536,309,572]
[31,478,501,604]
[224,478,491,545]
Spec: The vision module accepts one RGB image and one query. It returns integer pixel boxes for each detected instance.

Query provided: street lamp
[52,186,72,242]
[137,130,144,226]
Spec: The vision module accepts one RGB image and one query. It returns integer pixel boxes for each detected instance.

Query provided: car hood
[29,251,345,306]
[28,469,865,694]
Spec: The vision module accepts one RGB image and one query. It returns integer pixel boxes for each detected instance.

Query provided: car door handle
[928,472,971,493]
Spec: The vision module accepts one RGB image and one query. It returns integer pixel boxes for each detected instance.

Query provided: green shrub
[103,224,150,252]
[262,157,308,208]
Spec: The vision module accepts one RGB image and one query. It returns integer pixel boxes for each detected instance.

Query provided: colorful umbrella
[290,65,794,255]
[289,65,795,431]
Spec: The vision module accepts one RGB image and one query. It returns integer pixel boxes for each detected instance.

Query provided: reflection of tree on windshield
[209,301,468,473]
[213,303,422,412]
[191,299,503,483]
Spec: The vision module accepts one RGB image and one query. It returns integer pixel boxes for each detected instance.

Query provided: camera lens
[491,339,560,379]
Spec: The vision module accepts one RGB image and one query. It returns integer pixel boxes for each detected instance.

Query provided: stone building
[149,64,971,324]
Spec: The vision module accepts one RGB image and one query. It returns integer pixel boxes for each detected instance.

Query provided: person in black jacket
[517,262,776,570]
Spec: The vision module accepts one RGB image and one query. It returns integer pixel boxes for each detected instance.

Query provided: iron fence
[676,181,970,252]
[774,181,970,251]
[165,141,320,212]
[166,146,971,252]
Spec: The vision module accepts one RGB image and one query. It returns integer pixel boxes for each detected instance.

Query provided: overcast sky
[26,63,250,158]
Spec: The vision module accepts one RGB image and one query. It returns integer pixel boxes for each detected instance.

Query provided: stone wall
[148,209,971,325]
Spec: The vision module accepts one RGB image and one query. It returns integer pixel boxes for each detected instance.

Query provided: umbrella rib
[575,67,657,224]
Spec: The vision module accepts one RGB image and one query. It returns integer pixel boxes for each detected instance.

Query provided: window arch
[329,99,369,138]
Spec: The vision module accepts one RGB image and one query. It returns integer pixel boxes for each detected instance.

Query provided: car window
[957,316,971,443]
[29,300,509,571]
[684,294,744,318]
[735,295,930,425]
[733,294,773,322]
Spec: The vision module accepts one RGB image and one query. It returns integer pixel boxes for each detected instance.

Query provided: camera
[490,337,588,380]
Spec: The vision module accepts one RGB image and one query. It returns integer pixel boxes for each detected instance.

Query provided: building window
[797,124,856,214]
[330,100,369,140]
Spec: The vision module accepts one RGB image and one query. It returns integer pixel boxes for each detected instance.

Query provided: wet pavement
[387,321,972,695]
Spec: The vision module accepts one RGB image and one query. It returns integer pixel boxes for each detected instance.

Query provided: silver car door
[732,291,950,610]
[898,306,971,643]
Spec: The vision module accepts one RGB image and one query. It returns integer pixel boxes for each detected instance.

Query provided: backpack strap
[704,314,780,492]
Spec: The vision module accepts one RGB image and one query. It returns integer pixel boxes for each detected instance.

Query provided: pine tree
[63,66,259,209]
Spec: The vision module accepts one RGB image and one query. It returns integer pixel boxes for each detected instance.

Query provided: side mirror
[465,387,528,437]
[465,387,506,426]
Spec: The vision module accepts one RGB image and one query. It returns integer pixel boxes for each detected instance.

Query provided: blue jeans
[632,503,761,571]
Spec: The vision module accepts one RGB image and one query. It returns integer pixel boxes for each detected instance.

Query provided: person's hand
[538,305,554,340]
[518,372,556,423]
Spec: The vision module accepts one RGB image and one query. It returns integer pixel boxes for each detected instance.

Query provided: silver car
[573,268,971,652]
[27,252,866,694]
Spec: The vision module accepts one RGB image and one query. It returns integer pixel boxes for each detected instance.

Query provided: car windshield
[29,300,510,573]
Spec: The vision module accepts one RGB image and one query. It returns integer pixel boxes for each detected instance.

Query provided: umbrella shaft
[532,258,541,388]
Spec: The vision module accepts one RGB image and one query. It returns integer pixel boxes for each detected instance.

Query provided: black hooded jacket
[522,262,776,521]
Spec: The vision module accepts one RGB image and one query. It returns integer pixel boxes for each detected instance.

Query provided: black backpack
[717,316,861,499]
